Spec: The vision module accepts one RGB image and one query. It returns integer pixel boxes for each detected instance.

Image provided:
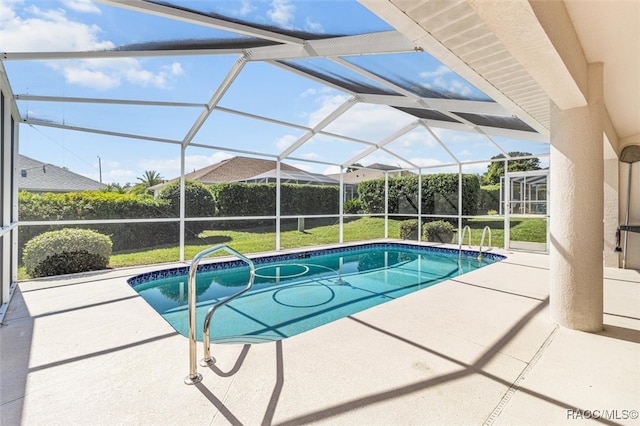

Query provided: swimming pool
[129,242,504,343]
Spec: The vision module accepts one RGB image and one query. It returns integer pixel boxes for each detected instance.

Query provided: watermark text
[567,409,638,420]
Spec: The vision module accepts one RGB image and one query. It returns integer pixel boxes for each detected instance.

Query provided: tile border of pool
[127,242,506,287]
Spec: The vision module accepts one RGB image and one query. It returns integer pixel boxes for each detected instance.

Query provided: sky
[0,0,549,186]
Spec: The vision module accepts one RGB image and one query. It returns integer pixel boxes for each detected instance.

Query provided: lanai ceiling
[9,0,631,180]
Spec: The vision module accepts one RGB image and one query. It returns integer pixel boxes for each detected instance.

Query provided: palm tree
[130,170,164,195]
[102,183,128,194]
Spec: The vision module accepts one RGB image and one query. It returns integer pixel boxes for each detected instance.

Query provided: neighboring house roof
[245,169,340,185]
[150,156,314,194]
[328,164,414,185]
[18,155,106,193]
[186,156,304,183]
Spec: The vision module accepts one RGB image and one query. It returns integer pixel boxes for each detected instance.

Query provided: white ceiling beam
[2,49,244,61]
[24,119,181,145]
[420,122,460,165]
[94,0,304,45]
[15,94,204,108]
[343,121,420,167]
[279,97,358,160]
[248,30,415,61]
[181,54,247,148]
[187,142,276,160]
[359,93,508,116]
[0,61,21,119]
[215,106,310,133]
[421,119,548,143]
[331,56,419,100]
[476,129,510,158]
[268,60,358,97]
[3,30,415,62]
[378,146,419,169]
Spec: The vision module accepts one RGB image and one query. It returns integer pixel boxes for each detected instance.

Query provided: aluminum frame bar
[96,0,304,45]
[181,54,248,149]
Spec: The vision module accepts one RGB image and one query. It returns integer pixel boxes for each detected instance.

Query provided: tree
[346,163,363,173]
[483,152,541,185]
[130,170,164,195]
[102,183,127,194]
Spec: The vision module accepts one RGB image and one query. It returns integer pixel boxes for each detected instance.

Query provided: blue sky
[1,0,549,185]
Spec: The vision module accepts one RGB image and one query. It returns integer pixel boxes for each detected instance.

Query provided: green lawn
[17,216,545,280]
[458,217,547,247]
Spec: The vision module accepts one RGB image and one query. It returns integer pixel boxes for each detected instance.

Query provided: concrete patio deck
[1,246,638,425]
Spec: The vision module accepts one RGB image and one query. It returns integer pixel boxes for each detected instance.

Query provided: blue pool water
[129,243,504,343]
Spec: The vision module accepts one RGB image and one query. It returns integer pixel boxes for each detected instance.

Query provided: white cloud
[299,152,319,161]
[322,103,415,142]
[419,65,450,80]
[420,65,474,98]
[235,0,256,16]
[288,162,313,172]
[459,162,489,174]
[61,0,101,14]
[0,3,183,91]
[306,93,349,127]
[1,5,113,51]
[408,158,445,168]
[164,62,184,76]
[51,57,183,91]
[323,165,340,175]
[275,134,298,151]
[108,169,136,179]
[63,66,120,90]
[305,17,323,33]
[267,0,295,28]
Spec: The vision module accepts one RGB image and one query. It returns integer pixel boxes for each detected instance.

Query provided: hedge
[478,184,501,214]
[18,182,215,253]
[211,182,339,217]
[358,174,480,216]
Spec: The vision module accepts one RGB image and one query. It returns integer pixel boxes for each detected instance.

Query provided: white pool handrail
[460,225,472,249]
[185,244,255,385]
[478,226,492,260]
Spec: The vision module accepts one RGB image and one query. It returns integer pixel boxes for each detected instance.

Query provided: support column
[550,63,604,332]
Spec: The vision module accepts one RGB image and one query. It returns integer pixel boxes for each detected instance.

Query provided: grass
[17,216,545,280]
[459,217,547,246]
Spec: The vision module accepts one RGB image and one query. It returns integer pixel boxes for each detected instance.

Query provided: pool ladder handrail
[478,226,492,260]
[185,244,255,385]
[459,225,472,248]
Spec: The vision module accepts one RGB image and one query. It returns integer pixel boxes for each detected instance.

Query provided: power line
[27,123,97,170]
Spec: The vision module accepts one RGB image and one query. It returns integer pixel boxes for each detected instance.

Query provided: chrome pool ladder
[478,226,492,260]
[459,225,472,249]
[185,244,255,385]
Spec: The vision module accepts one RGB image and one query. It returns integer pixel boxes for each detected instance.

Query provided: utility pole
[97,156,102,183]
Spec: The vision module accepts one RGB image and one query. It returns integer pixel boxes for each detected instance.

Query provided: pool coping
[127,240,506,286]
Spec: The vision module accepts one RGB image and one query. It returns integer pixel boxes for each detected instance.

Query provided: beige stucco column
[549,63,604,332]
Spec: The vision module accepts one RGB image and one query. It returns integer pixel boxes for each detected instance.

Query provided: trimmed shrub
[23,228,112,277]
[399,219,419,240]
[423,220,455,243]
[343,198,363,214]
[159,180,215,218]
[159,180,215,237]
